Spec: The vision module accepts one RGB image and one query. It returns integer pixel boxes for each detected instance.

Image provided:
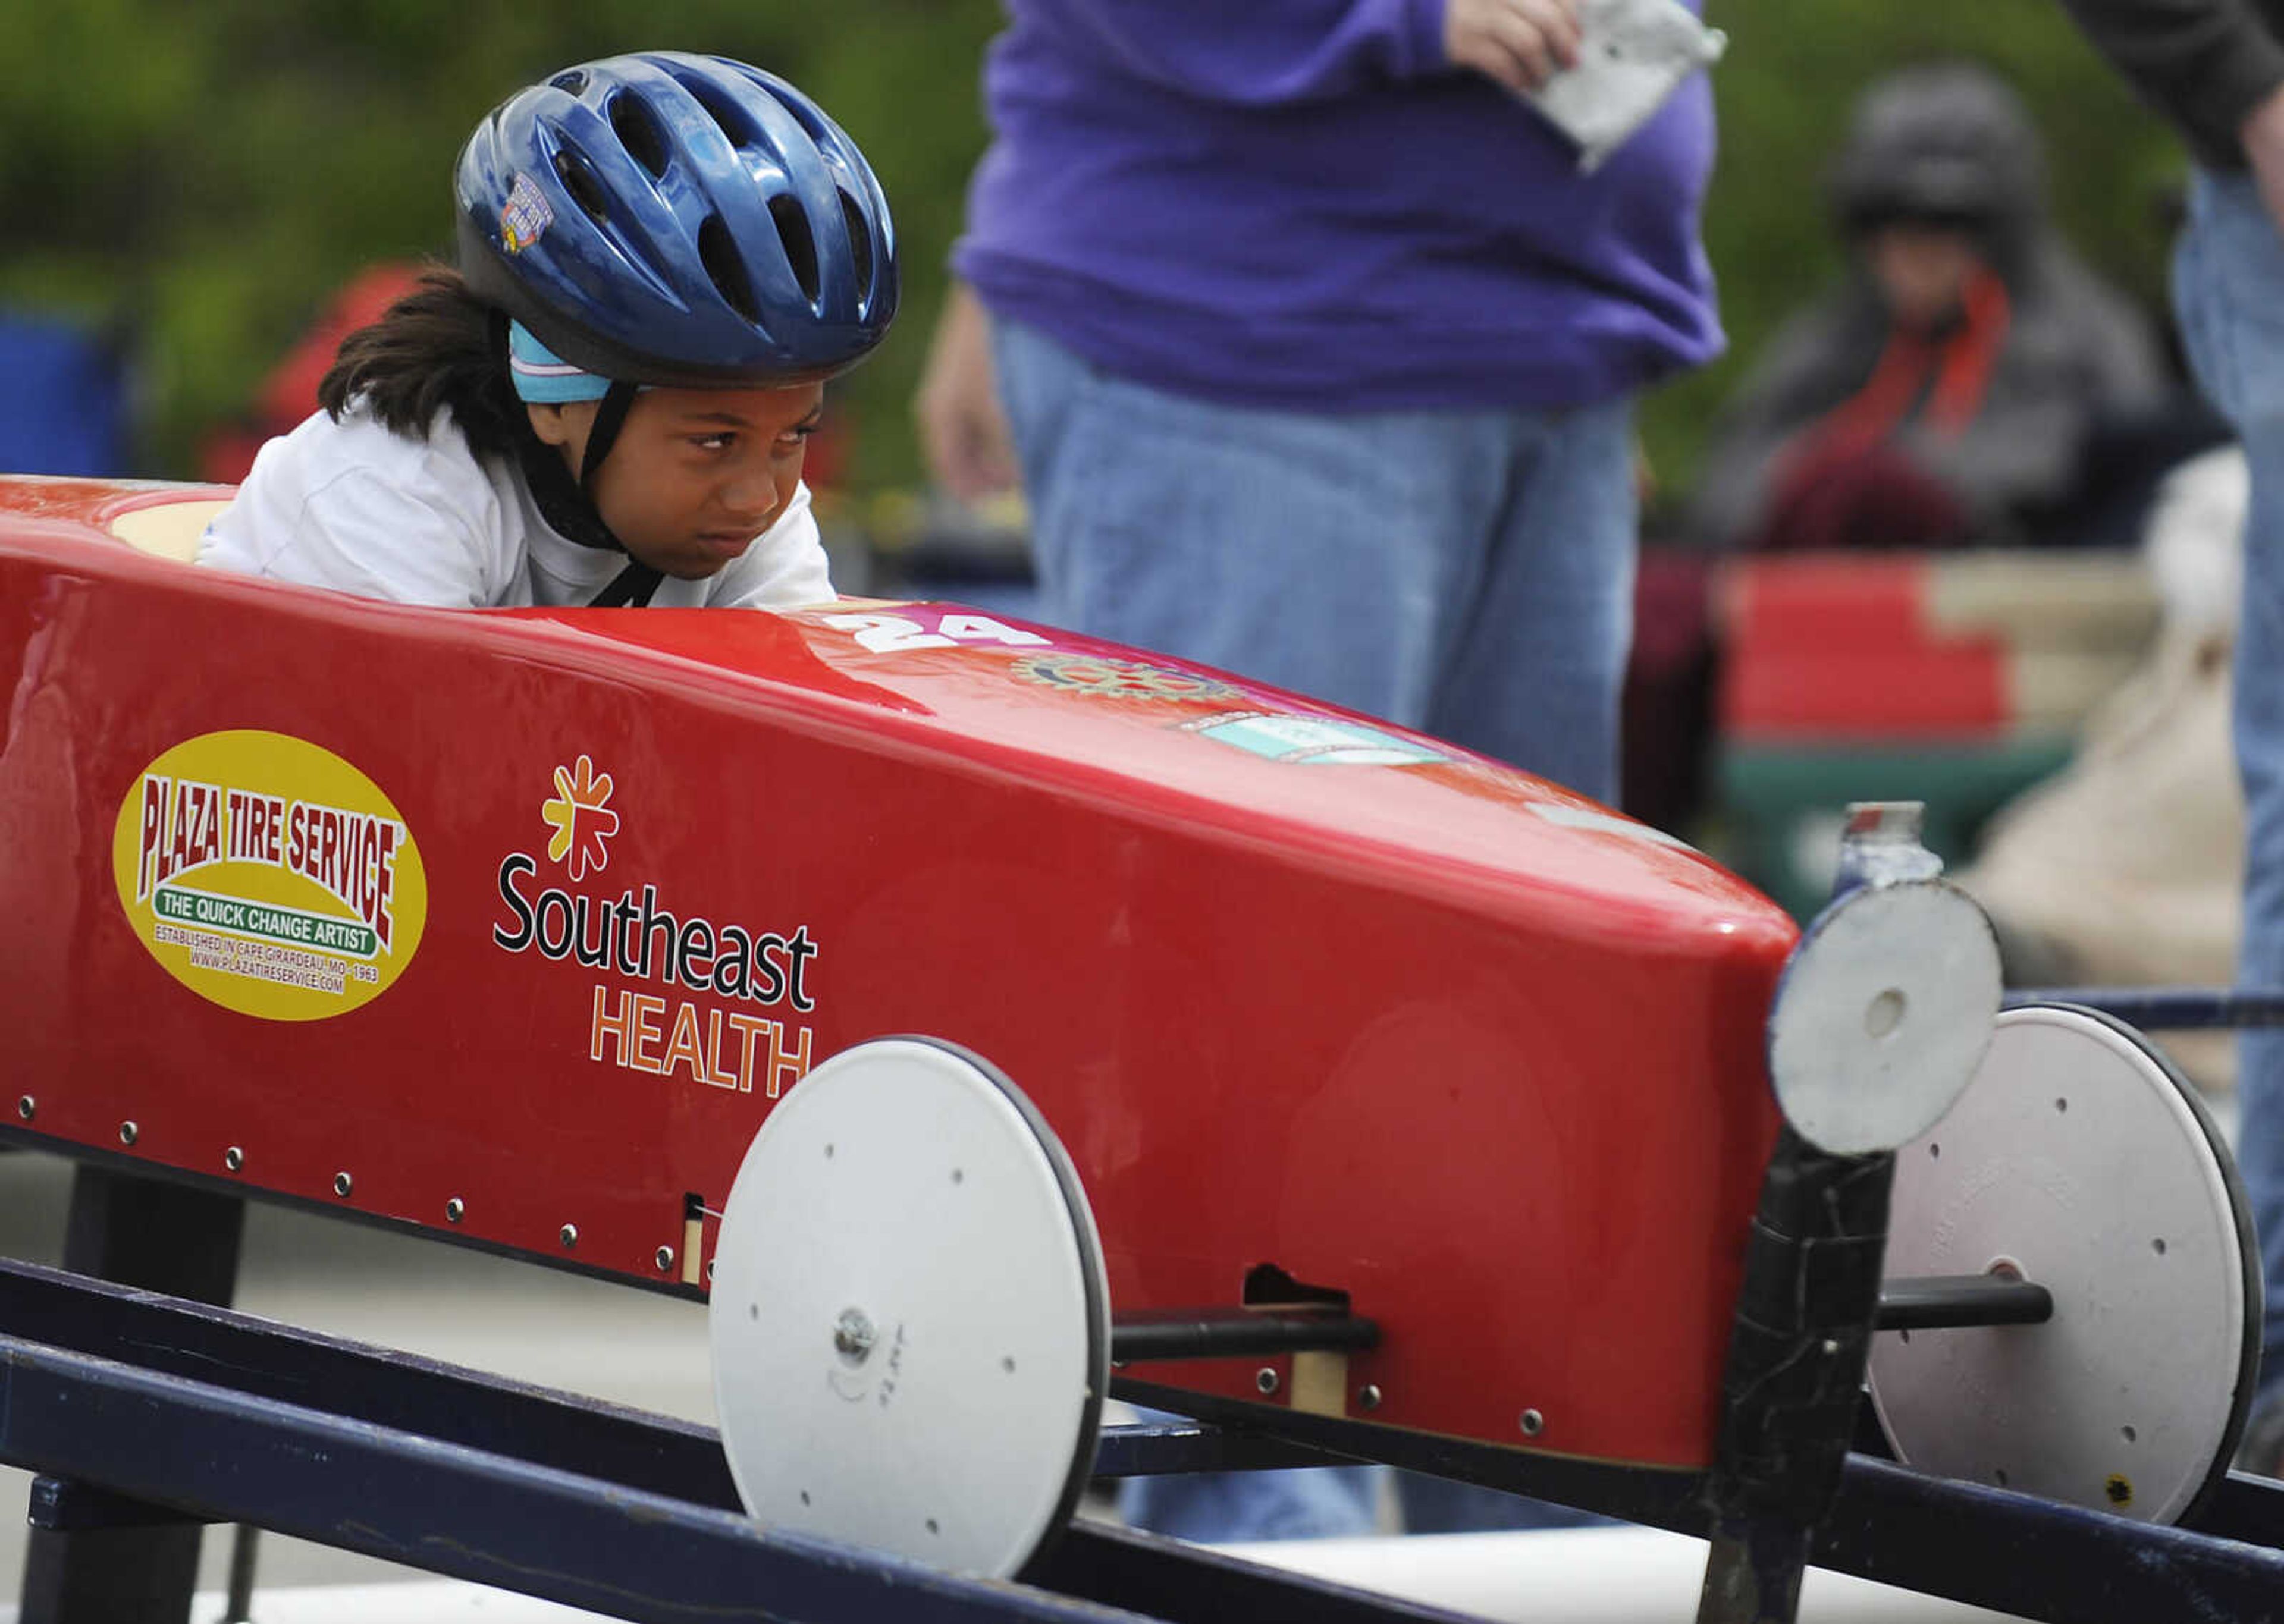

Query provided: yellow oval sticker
[111,731,428,1020]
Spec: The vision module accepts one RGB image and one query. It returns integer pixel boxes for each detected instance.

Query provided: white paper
[1519,0,1727,171]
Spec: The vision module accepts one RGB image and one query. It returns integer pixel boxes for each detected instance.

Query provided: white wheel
[707,1037,1109,1577]
[1869,1004,2259,1524]
[1767,878,2003,1155]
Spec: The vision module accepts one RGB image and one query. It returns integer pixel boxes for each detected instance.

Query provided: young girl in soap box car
[200,51,898,609]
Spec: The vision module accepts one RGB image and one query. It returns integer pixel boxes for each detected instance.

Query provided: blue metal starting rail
[7,1245,2284,1624]
[8,979,2284,1623]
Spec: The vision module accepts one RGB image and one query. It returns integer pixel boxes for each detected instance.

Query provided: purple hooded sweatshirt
[954,0,1724,412]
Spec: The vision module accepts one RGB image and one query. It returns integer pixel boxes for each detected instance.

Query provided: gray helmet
[1827,62,2043,249]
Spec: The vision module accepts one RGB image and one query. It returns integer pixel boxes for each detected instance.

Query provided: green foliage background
[2,1,2186,499]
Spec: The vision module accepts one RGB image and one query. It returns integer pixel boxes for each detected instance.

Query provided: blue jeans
[2176,170,2284,1418]
[990,318,1638,803]
[993,318,1632,1536]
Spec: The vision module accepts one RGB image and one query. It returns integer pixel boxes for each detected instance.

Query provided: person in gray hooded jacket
[1684,62,2166,553]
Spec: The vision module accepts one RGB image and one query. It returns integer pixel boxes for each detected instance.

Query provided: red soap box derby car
[0,474,2258,1594]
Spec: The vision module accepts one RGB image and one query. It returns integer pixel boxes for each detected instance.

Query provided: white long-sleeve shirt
[199,406,833,610]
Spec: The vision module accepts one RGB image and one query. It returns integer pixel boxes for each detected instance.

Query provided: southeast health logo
[494,755,819,1098]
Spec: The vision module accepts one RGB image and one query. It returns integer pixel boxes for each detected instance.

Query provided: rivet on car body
[334,1171,353,1198]
[118,1122,138,1146]
[224,1147,243,1173]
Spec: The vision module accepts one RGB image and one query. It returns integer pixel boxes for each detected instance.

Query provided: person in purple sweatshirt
[915,0,1721,811]
[2057,0,2284,1480]
[917,0,1720,1537]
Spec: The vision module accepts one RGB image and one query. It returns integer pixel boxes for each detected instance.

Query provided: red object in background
[1724,555,1931,654]
[1719,554,2010,739]
[1,475,1794,1472]
[199,264,428,485]
[1753,442,1974,555]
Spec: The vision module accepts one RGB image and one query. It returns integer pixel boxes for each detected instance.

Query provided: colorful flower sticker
[542,754,619,881]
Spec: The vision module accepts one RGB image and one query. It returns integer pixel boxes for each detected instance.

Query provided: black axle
[1875,1274,2053,1332]
[1107,1274,2046,1369]
[1110,1310,1379,1364]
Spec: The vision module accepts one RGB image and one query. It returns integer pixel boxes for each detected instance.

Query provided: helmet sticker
[500,172,555,255]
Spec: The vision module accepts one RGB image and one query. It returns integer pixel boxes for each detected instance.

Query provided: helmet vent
[685,80,758,149]
[768,196,820,306]
[550,69,589,95]
[610,95,672,180]
[839,190,872,294]
[553,149,613,225]
[698,215,762,324]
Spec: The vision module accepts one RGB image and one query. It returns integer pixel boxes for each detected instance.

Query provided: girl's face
[529,382,826,579]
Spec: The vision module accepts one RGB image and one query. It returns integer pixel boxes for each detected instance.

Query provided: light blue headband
[506,321,614,404]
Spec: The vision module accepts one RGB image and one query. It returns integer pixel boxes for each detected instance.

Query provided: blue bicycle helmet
[454,51,898,389]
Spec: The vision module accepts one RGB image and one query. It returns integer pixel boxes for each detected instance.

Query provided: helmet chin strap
[579,380,641,487]
[495,313,663,607]
[577,380,662,607]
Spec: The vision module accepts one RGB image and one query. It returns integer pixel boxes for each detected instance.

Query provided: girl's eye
[689,433,735,452]
[777,424,820,450]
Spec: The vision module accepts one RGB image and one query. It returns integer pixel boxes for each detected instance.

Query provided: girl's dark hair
[317,265,526,458]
